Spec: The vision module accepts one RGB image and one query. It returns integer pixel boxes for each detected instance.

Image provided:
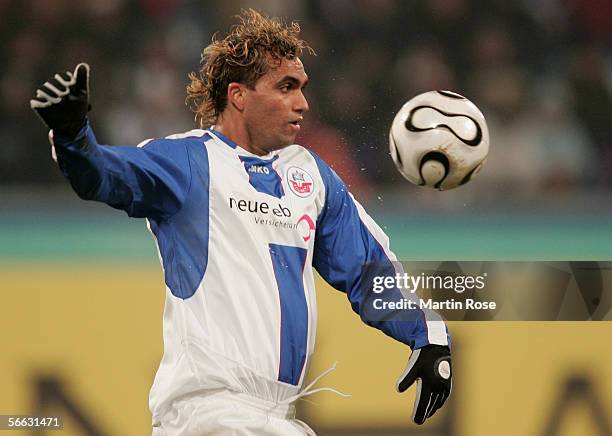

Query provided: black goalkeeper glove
[30,63,91,139]
[396,344,452,425]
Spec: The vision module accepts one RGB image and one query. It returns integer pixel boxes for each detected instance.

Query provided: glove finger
[396,348,422,393]
[36,83,58,98]
[35,88,61,105]
[412,382,433,425]
[441,387,450,406]
[73,63,90,96]
[41,79,70,97]
[54,72,74,88]
[30,98,51,109]
[429,386,451,418]
[426,393,441,419]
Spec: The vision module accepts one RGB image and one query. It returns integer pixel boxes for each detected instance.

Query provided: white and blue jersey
[51,122,448,422]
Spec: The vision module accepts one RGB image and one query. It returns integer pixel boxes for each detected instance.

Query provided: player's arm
[30,63,192,221]
[310,152,451,424]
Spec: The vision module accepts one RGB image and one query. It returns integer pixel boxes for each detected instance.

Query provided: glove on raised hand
[30,63,91,139]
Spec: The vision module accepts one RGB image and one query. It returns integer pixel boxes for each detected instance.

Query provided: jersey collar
[207,127,278,160]
[207,128,239,149]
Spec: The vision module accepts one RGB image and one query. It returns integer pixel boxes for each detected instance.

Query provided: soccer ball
[389,90,489,190]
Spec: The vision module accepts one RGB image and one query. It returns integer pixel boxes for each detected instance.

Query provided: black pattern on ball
[420,151,449,189]
[437,90,466,100]
[405,105,483,147]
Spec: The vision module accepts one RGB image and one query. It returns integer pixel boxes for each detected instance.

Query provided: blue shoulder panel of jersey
[308,151,430,349]
[147,134,211,300]
[54,121,210,300]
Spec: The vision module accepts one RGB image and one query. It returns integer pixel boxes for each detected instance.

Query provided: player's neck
[214,118,268,156]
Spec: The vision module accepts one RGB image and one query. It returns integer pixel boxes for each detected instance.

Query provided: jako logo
[287,166,314,198]
[248,165,270,174]
[297,214,316,242]
[229,197,291,217]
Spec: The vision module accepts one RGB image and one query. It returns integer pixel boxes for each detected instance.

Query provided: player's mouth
[289,119,302,132]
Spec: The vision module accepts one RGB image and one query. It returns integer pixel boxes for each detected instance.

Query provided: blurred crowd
[1,0,611,200]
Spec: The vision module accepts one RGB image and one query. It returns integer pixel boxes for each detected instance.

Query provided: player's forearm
[52,121,148,215]
[370,319,435,350]
[52,120,108,202]
[351,290,449,349]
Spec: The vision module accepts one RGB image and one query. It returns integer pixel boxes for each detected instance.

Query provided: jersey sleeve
[51,121,193,221]
[310,152,449,350]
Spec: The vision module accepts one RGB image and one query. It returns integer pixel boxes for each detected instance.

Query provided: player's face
[243,57,309,152]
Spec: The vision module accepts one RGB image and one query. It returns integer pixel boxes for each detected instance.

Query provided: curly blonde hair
[186,9,313,128]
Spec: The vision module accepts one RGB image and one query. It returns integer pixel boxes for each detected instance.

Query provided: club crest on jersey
[287,166,314,197]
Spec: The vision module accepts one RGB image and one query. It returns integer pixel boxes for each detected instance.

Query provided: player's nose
[294,90,309,114]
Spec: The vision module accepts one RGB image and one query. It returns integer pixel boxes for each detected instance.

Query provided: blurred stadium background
[1,0,611,435]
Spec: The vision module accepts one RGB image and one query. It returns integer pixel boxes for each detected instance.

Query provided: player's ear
[227,82,246,111]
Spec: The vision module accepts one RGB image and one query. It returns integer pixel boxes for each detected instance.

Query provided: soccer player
[30,9,451,435]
